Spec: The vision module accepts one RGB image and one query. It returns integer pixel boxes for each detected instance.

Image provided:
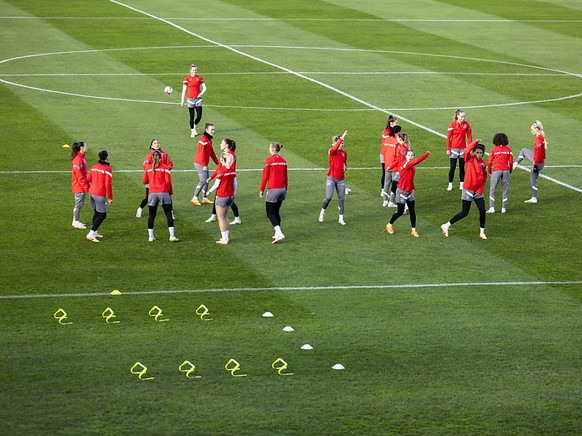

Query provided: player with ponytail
[513,120,547,204]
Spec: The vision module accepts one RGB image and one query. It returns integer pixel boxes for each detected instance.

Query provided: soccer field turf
[1,0,581,433]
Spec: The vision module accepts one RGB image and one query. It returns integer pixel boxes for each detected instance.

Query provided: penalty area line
[1,280,581,299]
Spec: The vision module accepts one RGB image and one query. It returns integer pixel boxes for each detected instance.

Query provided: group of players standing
[69,64,548,244]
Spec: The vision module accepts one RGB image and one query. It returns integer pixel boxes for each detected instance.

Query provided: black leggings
[266,201,283,227]
[91,211,107,231]
[389,201,416,228]
[380,163,385,188]
[148,204,174,229]
[450,198,486,228]
[139,187,149,209]
[449,157,465,183]
[189,106,203,129]
[212,201,239,217]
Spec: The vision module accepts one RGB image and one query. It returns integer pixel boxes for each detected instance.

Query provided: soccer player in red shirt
[260,142,288,244]
[191,123,219,206]
[380,115,398,194]
[207,152,237,245]
[381,124,402,207]
[446,109,473,191]
[86,150,113,243]
[319,130,349,225]
[180,64,206,137]
[205,138,242,225]
[386,149,430,237]
[142,150,178,242]
[513,120,547,204]
[441,140,488,240]
[136,139,173,218]
[486,133,513,214]
[70,141,89,229]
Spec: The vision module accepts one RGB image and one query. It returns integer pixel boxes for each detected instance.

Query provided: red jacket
[487,145,513,174]
[381,132,400,170]
[447,120,472,151]
[463,141,487,194]
[209,164,236,197]
[87,162,113,200]
[143,162,173,195]
[194,134,219,166]
[397,152,430,192]
[260,154,288,192]
[533,134,546,165]
[143,149,173,171]
[71,152,88,193]
[327,138,347,179]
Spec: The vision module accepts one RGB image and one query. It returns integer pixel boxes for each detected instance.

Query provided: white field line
[2,165,582,176]
[0,72,568,77]
[1,280,581,299]
[1,16,581,23]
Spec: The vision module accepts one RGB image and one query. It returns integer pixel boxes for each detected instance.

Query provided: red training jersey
[327,138,347,180]
[397,152,430,192]
[71,152,88,193]
[447,120,472,151]
[260,154,288,192]
[142,149,173,171]
[487,145,513,174]
[194,134,219,166]
[183,75,205,99]
[143,162,173,195]
[533,134,546,166]
[209,164,236,197]
[87,162,113,200]
[463,141,487,194]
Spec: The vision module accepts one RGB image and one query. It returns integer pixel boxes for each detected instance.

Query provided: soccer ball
[345,187,352,195]
[164,86,173,95]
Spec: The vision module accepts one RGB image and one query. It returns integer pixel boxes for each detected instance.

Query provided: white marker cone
[282,326,295,332]
[300,344,313,350]
[332,364,345,370]
[262,311,274,317]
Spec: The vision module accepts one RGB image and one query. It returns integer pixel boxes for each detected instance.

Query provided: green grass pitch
[1,0,581,433]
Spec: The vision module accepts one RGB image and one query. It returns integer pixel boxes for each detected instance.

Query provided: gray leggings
[193,162,209,198]
[73,192,85,221]
[489,170,510,209]
[322,176,345,214]
[516,148,544,198]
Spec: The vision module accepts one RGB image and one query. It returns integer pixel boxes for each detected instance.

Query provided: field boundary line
[1,280,581,299]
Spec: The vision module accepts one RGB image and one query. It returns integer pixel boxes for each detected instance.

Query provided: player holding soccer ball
[180,64,206,137]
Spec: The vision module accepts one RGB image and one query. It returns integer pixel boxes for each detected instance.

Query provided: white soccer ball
[345,187,352,195]
[164,86,173,95]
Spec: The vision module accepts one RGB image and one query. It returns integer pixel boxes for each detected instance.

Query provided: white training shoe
[318,213,324,222]
[382,200,388,207]
[169,236,180,242]
[479,233,488,240]
[447,183,453,191]
[135,208,142,218]
[148,237,156,242]
[486,207,495,214]
[87,234,100,243]
[338,219,347,226]
[524,197,538,204]
[72,221,87,229]
[272,234,285,244]
[387,202,397,208]
[230,217,242,225]
[191,128,197,137]
[205,215,217,223]
[440,224,449,237]
[501,208,507,214]
[512,162,519,170]
[216,238,229,245]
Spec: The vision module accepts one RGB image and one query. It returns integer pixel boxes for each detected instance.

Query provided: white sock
[274,225,282,236]
[339,214,344,221]
[148,229,155,239]
[168,227,175,237]
[221,231,229,240]
[412,227,416,231]
[480,227,486,235]
[209,214,216,219]
[320,208,325,215]
[444,222,451,229]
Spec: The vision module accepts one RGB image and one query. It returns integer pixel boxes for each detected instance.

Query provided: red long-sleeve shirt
[142,163,173,195]
[327,138,347,179]
[71,152,88,193]
[194,134,219,166]
[397,152,430,192]
[463,141,487,194]
[209,164,236,197]
[447,120,472,151]
[143,149,173,171]
[487,145,513,174]
[87,162,113,201]
[260,154,288,192]
[533,134,546,166]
